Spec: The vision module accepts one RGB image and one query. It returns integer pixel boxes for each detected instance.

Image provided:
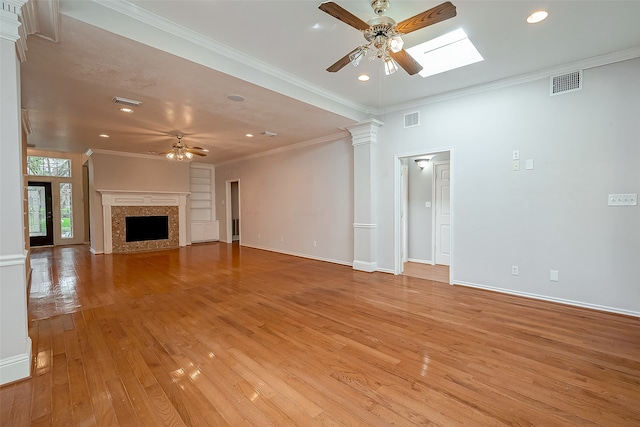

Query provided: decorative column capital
[347,119,384,147]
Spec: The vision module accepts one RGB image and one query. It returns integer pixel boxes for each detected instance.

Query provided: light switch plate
[608,194,638,206]
[425,201,432,208]
[550,270,559,282]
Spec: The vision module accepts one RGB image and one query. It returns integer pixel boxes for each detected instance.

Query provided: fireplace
[125,215,169,242]
[99,190,189,254]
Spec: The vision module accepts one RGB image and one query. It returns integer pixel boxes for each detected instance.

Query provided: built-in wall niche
[190,164,219,242]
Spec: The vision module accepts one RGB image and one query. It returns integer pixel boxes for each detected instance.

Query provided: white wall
[376,58,640,316]
[215,136,353,265]
[87,151,190,253]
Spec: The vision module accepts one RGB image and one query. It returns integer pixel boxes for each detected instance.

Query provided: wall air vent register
[550,70,582,96]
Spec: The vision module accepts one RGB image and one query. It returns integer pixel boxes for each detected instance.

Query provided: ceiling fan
[162,134,208,161]
[319,0,457,75]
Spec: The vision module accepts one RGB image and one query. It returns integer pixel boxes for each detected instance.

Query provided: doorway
[225,180,240,243]
[396,151,452,283]
[28,181,54,246]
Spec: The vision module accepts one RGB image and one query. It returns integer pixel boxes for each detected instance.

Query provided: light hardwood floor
[402,262,449,283]
[1,243,639,426]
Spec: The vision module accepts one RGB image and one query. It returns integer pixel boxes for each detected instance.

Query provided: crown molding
[378,46,640,115]
[86,148,171,161]
[89,0,369,118]
[214,131,350,167]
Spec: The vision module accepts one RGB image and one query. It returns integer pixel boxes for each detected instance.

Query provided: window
[60,183,73,238]
[27,156,71,177]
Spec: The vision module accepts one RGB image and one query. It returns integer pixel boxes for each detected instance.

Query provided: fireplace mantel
[98,190,190,254]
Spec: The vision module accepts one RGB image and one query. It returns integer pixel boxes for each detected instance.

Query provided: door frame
[225,179,240,244]
[28,181,54,246]
[394,148,454,283]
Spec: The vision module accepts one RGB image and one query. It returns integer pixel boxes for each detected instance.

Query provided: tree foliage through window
[27,156,71,177]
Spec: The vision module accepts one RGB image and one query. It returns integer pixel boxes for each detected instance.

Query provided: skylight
[406,28,483,78]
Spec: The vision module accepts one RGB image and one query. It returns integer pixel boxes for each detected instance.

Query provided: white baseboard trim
[353,260,378,273]
[455,280,640,318]
[376,267,395,274]
[89,247,103,255]
[407,258,434,265]
[241,243,352,268]
[0,338,32,386]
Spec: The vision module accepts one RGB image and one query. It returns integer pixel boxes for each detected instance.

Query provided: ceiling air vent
[112,96,142,107]
[550,71,582,96]
[404,111,420,128]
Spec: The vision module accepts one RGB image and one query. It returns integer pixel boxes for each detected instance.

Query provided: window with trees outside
[60,183,73,238]
[27,156,71,177]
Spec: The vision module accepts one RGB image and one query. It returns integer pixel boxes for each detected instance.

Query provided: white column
[0,0,31,385]
[348,120,383,272]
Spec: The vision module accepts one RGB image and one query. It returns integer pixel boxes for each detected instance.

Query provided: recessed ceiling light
[246,133,254,138]
[527,10,548,24]
[226,94,245,102]
[119,107,134,113]
[406,28,484,78]
[357,74,370,82]
[98,134,110,138]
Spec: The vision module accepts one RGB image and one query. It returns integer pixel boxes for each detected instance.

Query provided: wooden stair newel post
[348,120,383,272]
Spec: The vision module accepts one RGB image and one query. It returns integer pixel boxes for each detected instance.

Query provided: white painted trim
[393,147,454,278]
[0,251,27,267]
[407,258,435,265]
[380,46,640,115]
[376,267,395,274]
[98,190,189,253]
[353,260,378,272]
[241,243,352,268]
[455,281,640,318]
[225,179,240,244]
[353,223,377,229]
[87,148,174,161]
[214,132,349,167]
[89,247,103,255]
[0,338,31,385]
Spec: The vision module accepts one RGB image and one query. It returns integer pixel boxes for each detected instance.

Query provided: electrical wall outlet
[513,160,520,171]
[513,150,520,160]
[512,266,519,276]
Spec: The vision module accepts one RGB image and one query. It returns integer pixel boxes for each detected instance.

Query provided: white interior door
[435,163,451,266]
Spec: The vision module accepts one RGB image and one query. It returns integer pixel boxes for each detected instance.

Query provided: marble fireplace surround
[99,190,189,254]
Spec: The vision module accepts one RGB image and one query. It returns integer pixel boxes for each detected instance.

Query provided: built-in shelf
[189,164,218,242]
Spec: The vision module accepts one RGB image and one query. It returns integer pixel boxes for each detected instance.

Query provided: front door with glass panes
[28,181,54,246]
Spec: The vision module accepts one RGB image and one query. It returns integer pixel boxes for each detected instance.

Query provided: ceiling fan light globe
[389,35,404,53]
[186,151,194,159]
[349,48,365,67]
[384,57,398,75]
[166,152,175,160]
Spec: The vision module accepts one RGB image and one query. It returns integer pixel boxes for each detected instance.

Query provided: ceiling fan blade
[326,47,360,72]
[390,49,423,75]
[189,151,207,157]
[319,2,369,31]
[395,1,457,35]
